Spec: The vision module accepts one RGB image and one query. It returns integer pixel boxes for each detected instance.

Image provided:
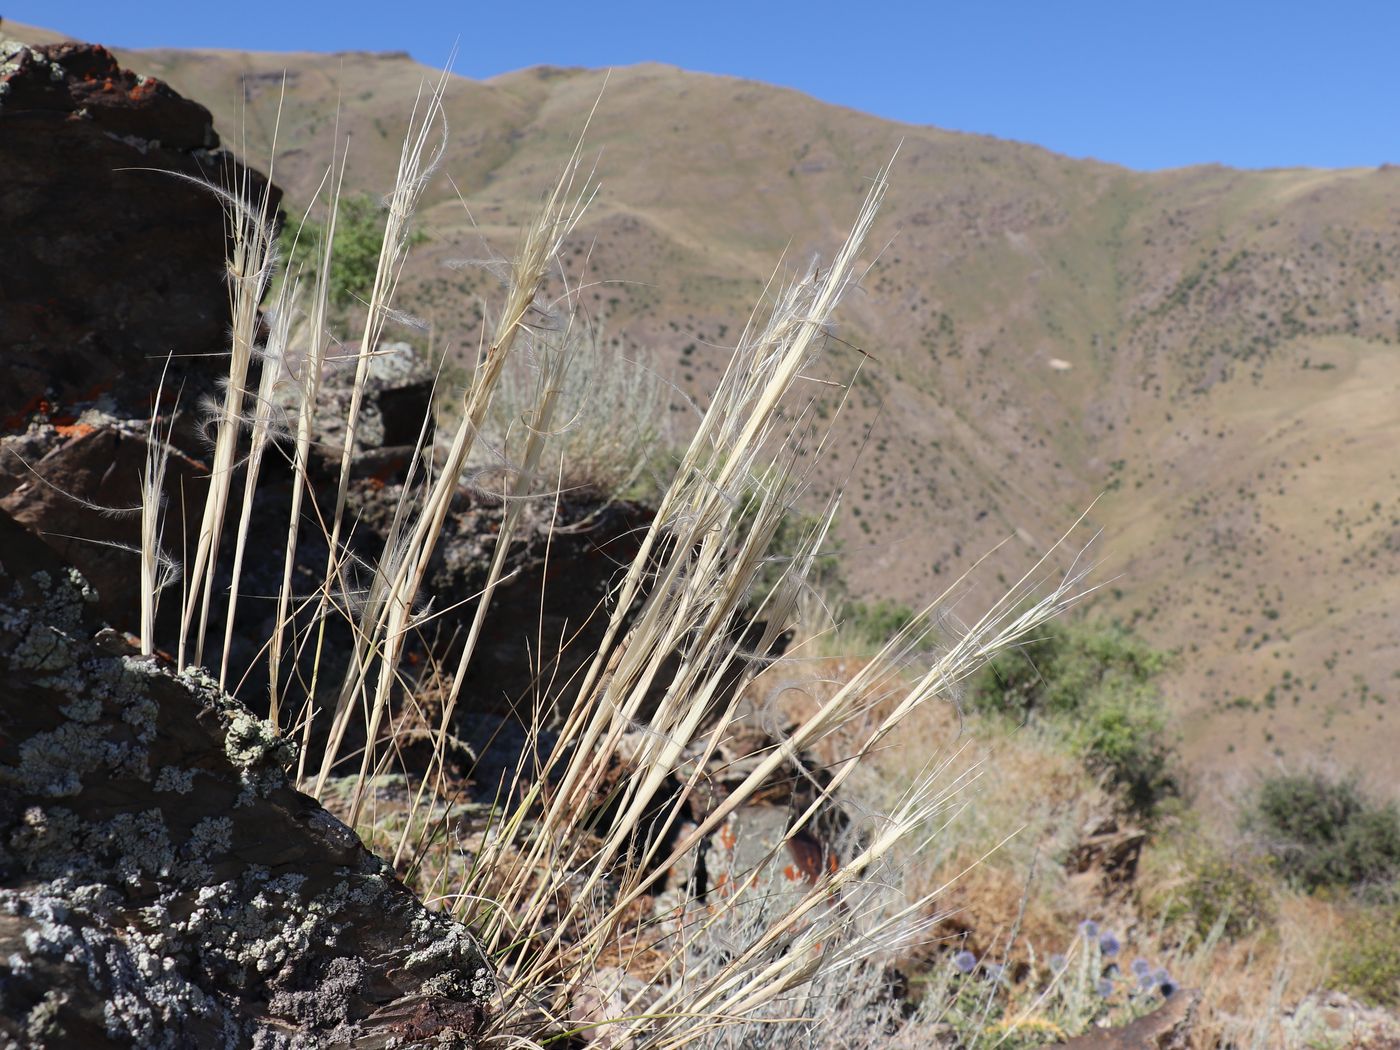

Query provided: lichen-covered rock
[307,341,438,464]
[0,413,212,630]
[0,510,492,1048]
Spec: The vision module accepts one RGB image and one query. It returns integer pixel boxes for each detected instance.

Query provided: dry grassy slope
[12,21,1400,783]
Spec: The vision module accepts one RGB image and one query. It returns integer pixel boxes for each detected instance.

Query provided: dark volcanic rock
[0,510,492,1048]
[0,414,211,631]
[0,39,282,425]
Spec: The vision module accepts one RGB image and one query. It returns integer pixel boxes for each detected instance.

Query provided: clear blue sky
[10,1,1398,171]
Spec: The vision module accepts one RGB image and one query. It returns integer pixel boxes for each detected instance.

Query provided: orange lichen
[717,822,737,851]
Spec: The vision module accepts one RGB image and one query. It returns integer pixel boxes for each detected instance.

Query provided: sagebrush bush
[1246,772,1400,894]
[467,321,671,500]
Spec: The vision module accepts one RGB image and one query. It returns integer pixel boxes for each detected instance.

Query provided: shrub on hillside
[968,622,1180,819]
[470,324,672,500]
[841,598,917,649]
[1074,685,1179,818]
[291,192,423,308]
[1331,904,1400,1006]
[1245,772,1400,894]
[969,621,1167,721]
[1167,853,1275,942]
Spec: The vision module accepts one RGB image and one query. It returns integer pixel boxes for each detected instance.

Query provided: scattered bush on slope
[1246,771,1400,894]
[968,621,1181,819]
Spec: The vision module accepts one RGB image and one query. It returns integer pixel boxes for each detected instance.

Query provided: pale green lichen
[172,874,351,990]
[224,710,291,769]
[11,622,78,673]
[187,816,233,854]
[402,919,484,975]
[58,696,101,723]
[8,724,107,797]
[222,709,298,805]
[3,660,160,799]
[8,806,84,872]
[64,567,97,606]
[6,881,239,1048]
[10,805,178,886]
[153,766,195,794]
[25,989,68,1043]
[5,568,96,674]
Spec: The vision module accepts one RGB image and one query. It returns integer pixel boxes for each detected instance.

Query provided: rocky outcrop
[0,38,502,1049]
[0,34,660,768]
[0,411,212,632]
[0,509,492,1047]
[0,39,281,425]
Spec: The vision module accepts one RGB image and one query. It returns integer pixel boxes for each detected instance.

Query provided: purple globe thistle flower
[953,949,977,974]
[1078,919,1100,940]
[1049,953,1068,972]
[1131,958,1152,977]
[1099,931,1121,957]
[1096,977,1115,998]
[985,962,1007,983]
[1154,968,1170,985]
[1137,972,1157,992]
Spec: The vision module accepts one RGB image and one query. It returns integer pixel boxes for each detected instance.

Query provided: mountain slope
[10,22,1400,783]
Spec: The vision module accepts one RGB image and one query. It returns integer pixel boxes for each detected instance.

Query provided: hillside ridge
[8,19,1400,786]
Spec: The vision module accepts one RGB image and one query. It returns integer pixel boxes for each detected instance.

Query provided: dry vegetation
[13,15,1396,1043]
[122,76,1111,1046]
[74,36,1400,785]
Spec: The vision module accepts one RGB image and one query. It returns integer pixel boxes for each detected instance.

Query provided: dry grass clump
[138,67,1388,1041]
[466,321,671,501]
[789,646,1350,1047]
[130,75,1106,1048]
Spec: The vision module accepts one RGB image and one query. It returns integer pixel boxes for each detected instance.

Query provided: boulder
[0,509,492,1047]
[0,39,282,425]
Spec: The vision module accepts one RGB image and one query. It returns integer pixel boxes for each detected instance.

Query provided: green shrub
[1074,685,1179,819]
[841,598,916,649]
[290,193,424,308]
[1169,854,1275,942]
[966,627,1061,718]
[969,621,1167,721]
[968,621,1180,819]
[1332,904,1400,1005]
[1246,772,1400,893]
